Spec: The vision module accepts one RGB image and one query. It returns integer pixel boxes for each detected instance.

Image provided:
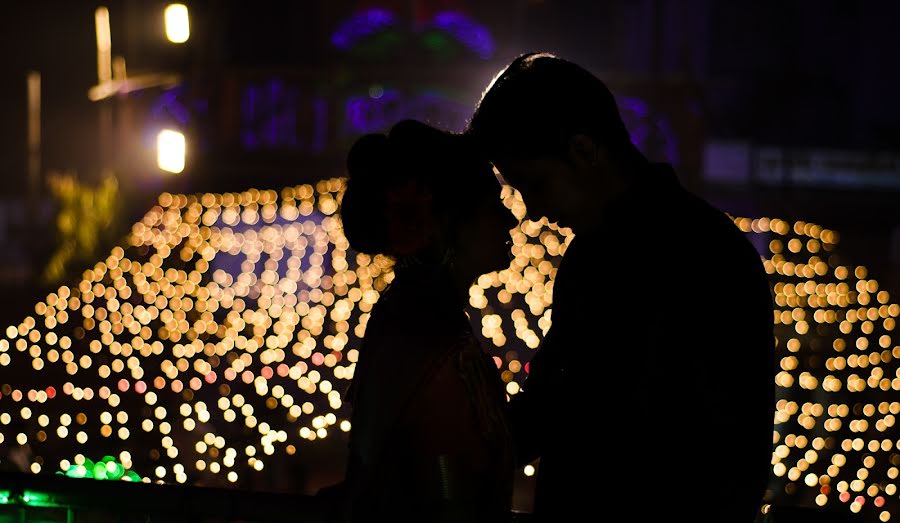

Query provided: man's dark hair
[467,52,637,161]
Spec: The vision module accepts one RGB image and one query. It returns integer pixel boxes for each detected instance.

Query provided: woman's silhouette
[326,119,517,522]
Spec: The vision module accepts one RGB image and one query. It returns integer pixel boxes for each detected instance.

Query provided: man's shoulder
[553,234,599,280]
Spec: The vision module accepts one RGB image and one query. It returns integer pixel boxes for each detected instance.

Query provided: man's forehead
[493,156,546,175]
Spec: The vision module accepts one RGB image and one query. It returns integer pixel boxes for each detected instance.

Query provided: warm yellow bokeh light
[3,179,899,522]
[164,4,190,44]
[157,129,185,174]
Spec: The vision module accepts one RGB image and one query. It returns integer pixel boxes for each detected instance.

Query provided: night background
[1,1,899,521]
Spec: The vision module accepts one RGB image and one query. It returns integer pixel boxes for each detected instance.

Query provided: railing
[0,470,318,522]
[0,471,873,523]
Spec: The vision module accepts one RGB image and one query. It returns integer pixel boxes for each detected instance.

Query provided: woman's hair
[341,119,497,257]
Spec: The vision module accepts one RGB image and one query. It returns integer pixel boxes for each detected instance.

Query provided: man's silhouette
[467,52,775,522]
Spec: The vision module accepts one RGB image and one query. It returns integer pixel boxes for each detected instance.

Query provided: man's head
[467,52,644,228]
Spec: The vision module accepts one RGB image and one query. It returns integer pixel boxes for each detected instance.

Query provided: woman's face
[385,180,438,257]
[453,184,519,278]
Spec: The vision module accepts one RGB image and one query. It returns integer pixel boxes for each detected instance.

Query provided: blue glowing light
[150,87,192,127]
[331,8,495,60]
[241,80,299,150]
[331,8,397,50]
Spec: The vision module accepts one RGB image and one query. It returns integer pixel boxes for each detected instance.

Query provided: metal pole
[26,72,41,205]
[95,7,112,85]
[96,6,113,178]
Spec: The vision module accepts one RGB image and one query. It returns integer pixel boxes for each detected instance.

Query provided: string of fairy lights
[0,180,898,523]
[742,217,900,523]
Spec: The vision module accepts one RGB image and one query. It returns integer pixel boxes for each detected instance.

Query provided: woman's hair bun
[346,133,391,181]
[340,120,497,257]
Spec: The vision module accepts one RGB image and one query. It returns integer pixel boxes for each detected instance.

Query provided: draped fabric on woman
[343,262,513,522]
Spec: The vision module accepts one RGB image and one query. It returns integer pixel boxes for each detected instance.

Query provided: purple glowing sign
[150,87,192,126]
[241,80,299,150]
[345,89,471,134]
[145,86,208,157]
[429,11,495,59]
[239,79,328,153]
[331,8,396,50]
[618,96,680,165]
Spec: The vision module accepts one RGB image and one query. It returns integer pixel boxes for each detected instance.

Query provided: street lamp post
[88,4,185,175]
[26,72,41,220]
[25,71,42,288]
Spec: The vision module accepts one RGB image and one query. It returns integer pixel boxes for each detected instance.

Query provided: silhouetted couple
[324,53,775,523]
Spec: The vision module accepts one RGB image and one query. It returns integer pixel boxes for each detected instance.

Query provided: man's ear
[568,134,602,168]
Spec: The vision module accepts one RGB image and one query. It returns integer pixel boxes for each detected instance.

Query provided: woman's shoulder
[368,267,463,332]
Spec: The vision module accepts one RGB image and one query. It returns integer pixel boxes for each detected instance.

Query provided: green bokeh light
[57,456,143,482]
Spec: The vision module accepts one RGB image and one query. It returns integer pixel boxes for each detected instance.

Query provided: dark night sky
[0,2,99,190]
[2,0,900,188]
